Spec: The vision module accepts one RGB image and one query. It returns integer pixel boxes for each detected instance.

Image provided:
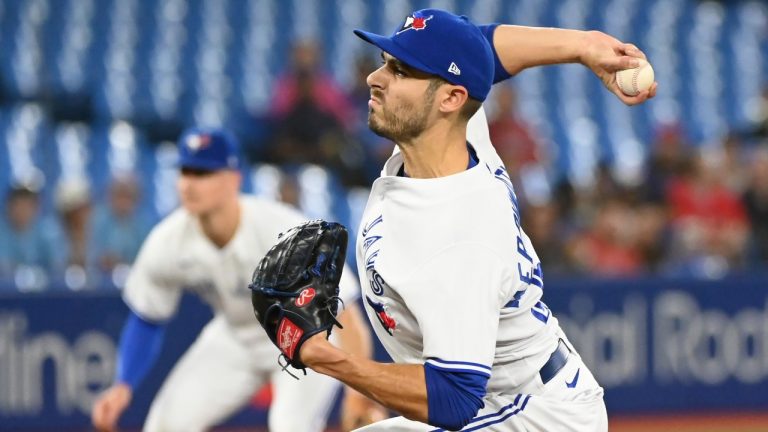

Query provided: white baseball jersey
[124,195,359,432]
[125,194,359,347]
[355,108,606,431]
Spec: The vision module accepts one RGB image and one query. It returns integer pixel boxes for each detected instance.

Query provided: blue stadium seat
[1,0,768,277]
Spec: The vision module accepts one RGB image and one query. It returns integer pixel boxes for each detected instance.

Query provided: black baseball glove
[249,220,348,372]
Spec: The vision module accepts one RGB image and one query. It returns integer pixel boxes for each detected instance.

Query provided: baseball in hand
[615,59,654,96]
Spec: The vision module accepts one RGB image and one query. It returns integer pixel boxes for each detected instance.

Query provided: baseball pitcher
[249,8,656,432]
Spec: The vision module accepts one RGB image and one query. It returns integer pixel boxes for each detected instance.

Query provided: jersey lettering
[363,214,387,296]
[493,165,546,306]
[493,167,522,222]
[369,269,386,295]
[531,300,551,323]
[363,235,382,253]
[504,289,525,308]
[519,262,543,288]
[365,250,379,271]
[516,236,533,263]
[362,215,383,236]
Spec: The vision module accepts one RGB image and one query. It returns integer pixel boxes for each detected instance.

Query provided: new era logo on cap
[448,62,461,76]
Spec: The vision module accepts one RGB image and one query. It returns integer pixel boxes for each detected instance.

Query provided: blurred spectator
[593,162,627,203]
[742,145,768,265]
[267,41,366,185]
[643,123,692,204]
[566,197,644,276]
[750,85,768,139]
[270,40,354,130]
[571,162,629,227]
[522,200,575,275]
[90,176,153,277]
[488,84,546,178]
[0,185,61,288]
[54,178,94,287]
[720,132,749,194]
[633,203,670,271]
[269,68,347,164]
[664,150,750,276]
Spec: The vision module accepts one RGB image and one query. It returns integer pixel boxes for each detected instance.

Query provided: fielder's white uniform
[124,195,360,432]
[355,108,607,431]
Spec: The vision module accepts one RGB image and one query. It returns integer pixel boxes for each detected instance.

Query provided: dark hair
[427,76,483,121]
[6,185,39,202]
[460,98,483,120]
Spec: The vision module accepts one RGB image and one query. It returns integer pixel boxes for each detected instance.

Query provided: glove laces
[277,354,307,380]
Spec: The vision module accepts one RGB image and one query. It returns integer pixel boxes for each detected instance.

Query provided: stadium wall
[0,274,766,430]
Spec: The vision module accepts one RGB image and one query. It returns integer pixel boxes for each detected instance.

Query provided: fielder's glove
[249,220,347,373]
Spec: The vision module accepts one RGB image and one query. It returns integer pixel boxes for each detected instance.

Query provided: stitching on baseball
[632,67,639,95]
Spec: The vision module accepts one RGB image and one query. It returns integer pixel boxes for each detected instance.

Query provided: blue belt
[539,339,570,384]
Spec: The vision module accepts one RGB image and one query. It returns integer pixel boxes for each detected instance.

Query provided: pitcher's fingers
[621,43,647,60]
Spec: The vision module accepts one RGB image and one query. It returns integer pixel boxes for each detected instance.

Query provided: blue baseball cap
[177,127,241,171]
[354,9,494,102]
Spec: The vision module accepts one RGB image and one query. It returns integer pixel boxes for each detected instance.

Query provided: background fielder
[91,127,378,432]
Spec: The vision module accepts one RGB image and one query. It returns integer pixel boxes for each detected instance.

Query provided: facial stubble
[367,79,441,143]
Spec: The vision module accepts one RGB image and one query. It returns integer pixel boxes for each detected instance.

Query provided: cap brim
[353,29,437,78]
[178,158,229,172]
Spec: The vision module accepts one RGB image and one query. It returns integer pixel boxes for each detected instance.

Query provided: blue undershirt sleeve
[479,24,513,84]
[116,310,167,389]
[424,361,489,430]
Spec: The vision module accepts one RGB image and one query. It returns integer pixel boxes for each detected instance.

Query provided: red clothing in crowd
[667,179,748,227]
[270,73,355,131]
[576,233,643,276]
[488,116,541,169]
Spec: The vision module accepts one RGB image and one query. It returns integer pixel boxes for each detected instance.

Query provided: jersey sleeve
[123,225,183,322]
[404,243,508,369]
[478,24,513,84]
[116,311,166,389]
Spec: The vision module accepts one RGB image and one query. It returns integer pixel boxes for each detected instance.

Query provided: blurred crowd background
[1,0,767,292]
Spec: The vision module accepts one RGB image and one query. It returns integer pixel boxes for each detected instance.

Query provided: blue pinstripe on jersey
[430,394,532,431]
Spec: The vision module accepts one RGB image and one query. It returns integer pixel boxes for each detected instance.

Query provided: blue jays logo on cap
[185,134,212,152]
[396,14,433,34]
[177,127,241,171]
[353,8,494,101]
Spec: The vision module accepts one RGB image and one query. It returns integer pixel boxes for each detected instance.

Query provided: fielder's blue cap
[354,9,494,102]
[177,127,241,171]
